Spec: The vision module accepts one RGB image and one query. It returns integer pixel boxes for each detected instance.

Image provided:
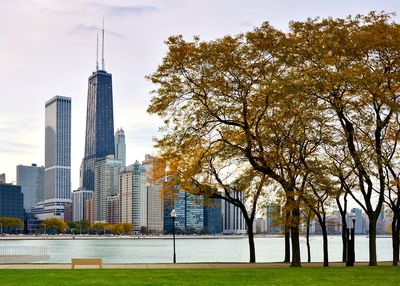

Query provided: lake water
[0,235,393,263]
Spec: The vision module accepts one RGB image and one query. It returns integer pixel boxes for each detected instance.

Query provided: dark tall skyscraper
[81,26,115,192]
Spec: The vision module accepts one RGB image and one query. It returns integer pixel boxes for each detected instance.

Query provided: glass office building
[0,183,24,220]
[16,164,44,213]
[81,69,115,192]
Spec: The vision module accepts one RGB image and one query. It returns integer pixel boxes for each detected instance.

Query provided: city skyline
[0,1,399,190]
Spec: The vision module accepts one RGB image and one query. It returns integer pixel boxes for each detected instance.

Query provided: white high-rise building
[120,161,147,232]
[143,154,164,233]
[115,128,126,167]
[72,189,93,222]
[222,191,246,234]
[34,96,71,220]
[44,96,71,201]
[94,155,122,223]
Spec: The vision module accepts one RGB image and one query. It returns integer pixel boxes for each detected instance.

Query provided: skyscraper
[115,128,126,167]
[44,96,71,200]
[120,161,147,232]
[143,154,163,233]
[34,96,72,221]
[222,191,246,234]
[163,190,204,233]
[16,163,44,213]
[94,155,121,223]
[72,189,93,222]
[204,198,222,234]
[81,26,115,192]
[266,204,282,234]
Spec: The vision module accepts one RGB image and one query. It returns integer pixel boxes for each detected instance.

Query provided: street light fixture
[171,209,177,264]
[346,212,356,267]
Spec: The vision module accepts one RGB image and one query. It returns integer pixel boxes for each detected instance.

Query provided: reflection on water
[0,236,392,263]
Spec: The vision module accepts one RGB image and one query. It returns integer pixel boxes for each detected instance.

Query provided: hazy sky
[0,0,399,189]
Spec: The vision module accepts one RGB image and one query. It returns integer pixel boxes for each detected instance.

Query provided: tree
[152,141,269,263]
[114,223,133,234]
[301,166,336,267]
[300,206,314,263]
[92,222,107,234]
[0,217,24,234]
[147,23,326,267]
[289,12,400,266]
[41,218,67,234]
[77,220,91,234]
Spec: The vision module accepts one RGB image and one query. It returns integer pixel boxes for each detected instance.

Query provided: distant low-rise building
[0,183,24,220]
[31,198,71,221]
[351,208,364,234]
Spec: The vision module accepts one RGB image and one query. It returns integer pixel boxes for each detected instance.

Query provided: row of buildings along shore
[0,29,247,235]
[0,29,393,236]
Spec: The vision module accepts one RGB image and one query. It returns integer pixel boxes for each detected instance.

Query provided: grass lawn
[1,267,399,286]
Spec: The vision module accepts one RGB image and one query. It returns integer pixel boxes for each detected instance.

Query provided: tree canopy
[148,11,400,267]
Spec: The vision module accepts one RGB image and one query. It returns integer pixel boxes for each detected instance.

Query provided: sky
[0,0,399,190]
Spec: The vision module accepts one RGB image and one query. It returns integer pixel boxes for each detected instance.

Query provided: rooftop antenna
[101,18,105,70]
[96,33,99,71]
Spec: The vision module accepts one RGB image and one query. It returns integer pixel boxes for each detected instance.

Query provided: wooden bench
[71,258,102,269]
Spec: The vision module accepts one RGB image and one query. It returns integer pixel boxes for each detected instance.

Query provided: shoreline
[0,234,382,240]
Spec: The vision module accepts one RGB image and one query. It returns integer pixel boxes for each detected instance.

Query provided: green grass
[1,267,399,286]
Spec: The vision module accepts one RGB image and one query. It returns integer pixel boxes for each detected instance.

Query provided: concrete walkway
[0,261,395,269]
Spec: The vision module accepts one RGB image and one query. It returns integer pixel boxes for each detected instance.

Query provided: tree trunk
[306,216,311,263]
[321,221,329,267]
[392,216,399,266]
[397,217,400,262]
[336,195,347,263]
[341,217,347,263]
[284,211,291,263]
[290,206,301,267]
[369,218,378,266]
[245,218,256,263]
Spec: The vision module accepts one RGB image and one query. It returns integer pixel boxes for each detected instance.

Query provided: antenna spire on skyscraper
[101,18,105,70]
[96,33,99,71]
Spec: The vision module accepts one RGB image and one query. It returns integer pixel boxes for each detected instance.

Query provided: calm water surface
[0,235,392,263]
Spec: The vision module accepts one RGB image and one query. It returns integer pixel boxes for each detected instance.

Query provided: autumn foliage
[148,12,400,266]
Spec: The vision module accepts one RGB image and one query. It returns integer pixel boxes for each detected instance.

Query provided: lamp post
[0,223,2,236]
[171,209,177,264]
[346,212,356,266]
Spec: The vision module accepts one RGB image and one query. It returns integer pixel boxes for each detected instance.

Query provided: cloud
[90,2,159,17]
[126,124,158,145]
[0,140,39,154]
[0,118,41,154]
[240,21,253,28]
[69,23,125,39]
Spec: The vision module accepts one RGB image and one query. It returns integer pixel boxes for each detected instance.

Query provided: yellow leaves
[41,218,68,233]
[148,12,400,219]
